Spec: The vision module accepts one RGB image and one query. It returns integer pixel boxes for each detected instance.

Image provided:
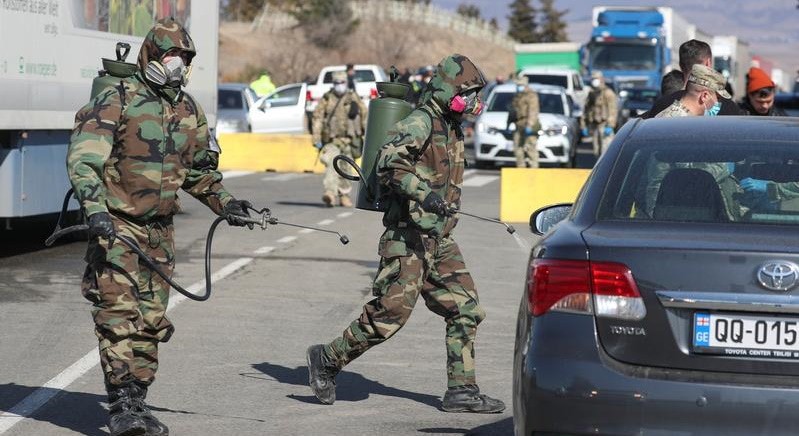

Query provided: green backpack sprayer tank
[90,42,137,100]
[335,80,412,212]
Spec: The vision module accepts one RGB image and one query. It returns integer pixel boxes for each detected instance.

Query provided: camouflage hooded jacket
[66,18,233,220]
[377,54,486,237]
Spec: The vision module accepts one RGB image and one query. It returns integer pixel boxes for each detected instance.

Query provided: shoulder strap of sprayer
[413,106,434,163]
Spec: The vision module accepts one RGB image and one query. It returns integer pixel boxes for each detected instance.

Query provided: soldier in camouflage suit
[509,76,540,168]
[307,54,505,414]
[582,71,618,157]
[67,18,252,436]
[312,70,367,207]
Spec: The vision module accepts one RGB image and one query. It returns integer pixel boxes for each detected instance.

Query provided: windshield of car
[599,141,799,225]
[524,74,568,89]
[218,89,244,110]
[322,69,376,83]
[589,42,657,71]
[487,91,565,115]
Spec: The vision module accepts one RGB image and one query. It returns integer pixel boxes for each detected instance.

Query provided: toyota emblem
[757,261,799,291]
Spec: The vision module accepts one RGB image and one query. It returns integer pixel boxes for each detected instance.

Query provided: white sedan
[249,82,308,134]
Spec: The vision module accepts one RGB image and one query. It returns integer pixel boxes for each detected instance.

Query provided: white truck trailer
[712,35,750,99]
[0,1,218,225]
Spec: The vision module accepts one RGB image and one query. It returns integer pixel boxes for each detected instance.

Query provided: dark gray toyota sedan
[514,117,799,436]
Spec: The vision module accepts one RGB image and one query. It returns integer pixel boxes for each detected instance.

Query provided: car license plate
[693,312,799,358]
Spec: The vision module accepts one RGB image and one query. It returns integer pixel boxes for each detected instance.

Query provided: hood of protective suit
[137,18,196,72]
[418,54,486,112]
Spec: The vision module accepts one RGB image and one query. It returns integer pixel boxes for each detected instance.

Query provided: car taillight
[528,259,645,320]
[306,90,312,102]
[370,88,378,99]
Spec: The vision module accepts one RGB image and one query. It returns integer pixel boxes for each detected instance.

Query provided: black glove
[88,212,116,240]
[348,101,360,119]
[420,192,454,217]
[223,199,253,227]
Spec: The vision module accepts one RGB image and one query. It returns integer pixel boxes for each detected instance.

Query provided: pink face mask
[450,92,483,116]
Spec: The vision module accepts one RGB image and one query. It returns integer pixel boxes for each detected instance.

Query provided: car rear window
[524,74,568,89]
[487,91,565,115]
[218,89,243,109]
[599,141,799,225]
[322,69,376,83]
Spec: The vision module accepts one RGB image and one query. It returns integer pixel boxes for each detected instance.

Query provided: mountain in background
[433,0,798,80]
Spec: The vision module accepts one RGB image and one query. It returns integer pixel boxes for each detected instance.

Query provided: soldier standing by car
[509,76,540,168]
[581,71,617,157]
[306,54,505,414]
[66,18,253,436]
[312,71,367,207]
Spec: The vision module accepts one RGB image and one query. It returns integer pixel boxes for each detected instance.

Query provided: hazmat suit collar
[418,54,486,113]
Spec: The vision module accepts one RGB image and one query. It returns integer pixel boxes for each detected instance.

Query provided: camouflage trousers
[589,122,614,157]
[81,214,175,387]
[512,130,538,168]
[320,138,354,196]
[325,229,486,388]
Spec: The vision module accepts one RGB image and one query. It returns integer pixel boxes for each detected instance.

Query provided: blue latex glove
[314,142,323,150]
[524,126,533,135]
[740,177,768,194]
[580,128,589,137]
[603,126,614,136]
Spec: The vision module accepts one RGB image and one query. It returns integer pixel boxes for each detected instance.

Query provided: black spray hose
[46,193,349,302]
[332,154,514,234]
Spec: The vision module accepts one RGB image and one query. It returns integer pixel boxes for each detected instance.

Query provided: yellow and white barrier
[500,168,591,223]
[217,133,325,173]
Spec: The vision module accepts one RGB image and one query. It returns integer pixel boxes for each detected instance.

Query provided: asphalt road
[0,167,537,435]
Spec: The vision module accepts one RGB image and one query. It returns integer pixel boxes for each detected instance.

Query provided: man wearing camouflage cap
[312,70,367,207]
[67,18,253,436]
[582,71,617,157]
[307,54,505,414]
[656,64,730,117]
[509,75,540,168]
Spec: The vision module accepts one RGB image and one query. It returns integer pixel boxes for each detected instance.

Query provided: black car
[617,88,659,128]
[775,93,799,117]
[515,117,799,435]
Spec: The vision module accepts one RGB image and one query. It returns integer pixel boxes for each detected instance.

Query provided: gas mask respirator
[449,90,483,116]
[145,55,191,88]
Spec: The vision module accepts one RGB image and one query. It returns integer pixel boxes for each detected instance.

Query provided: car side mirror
[260,101,272,111]
[530,203,572,235]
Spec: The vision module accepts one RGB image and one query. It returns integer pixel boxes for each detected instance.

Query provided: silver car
[473,83,579,168]
[217,83,258,133]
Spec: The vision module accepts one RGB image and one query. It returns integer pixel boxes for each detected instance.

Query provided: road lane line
[462,175,499,187]
[298,229,315,234]
[276,236,297,244]
[316,219,334,226]
[222,170,255,179]
[463,169,477,178]
[254,246,275,255]
[337,212,353,218]
[0,257,255,434]
[261,173,309,182]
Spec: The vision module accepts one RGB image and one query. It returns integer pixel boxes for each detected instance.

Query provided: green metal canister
[90,43,137,100]
[356,81,412,211]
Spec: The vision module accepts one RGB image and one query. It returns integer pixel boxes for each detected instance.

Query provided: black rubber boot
[107,386,147,436]
[306,344,340,405]
[130,383,169,436]
[441,385,506,413]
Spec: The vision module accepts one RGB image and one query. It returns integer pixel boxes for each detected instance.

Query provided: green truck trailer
[514,42,582,72]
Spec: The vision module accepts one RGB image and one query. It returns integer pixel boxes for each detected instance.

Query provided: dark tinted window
[599,141,799,225]
[322,69,376,83]
[488,91,565,115]
[525,74,568,89]
[218,89,243,109]
[776,95,799,117]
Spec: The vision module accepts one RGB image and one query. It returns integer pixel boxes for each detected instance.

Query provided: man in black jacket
[641,39,743,119]
[740,67,787,116]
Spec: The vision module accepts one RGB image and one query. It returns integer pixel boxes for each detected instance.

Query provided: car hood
[478,111,568,129]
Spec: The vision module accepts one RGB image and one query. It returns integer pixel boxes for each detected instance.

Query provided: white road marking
[0,257,255,434]
[261,173,309,182]
[462,175,499,187]
[298,229,315,234]
[276,236,297,244]
[463,169,477,178]
[337,212,353,218]
[254,246,275,255]
[316,219,334,226]
[222,170,255,179]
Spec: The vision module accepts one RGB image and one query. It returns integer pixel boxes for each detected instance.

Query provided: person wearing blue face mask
[655,64,730,118]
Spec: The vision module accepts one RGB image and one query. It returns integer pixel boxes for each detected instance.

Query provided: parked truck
[514,42,582,72]
[584,6,708,91]
[712,35,750,99]
[0,1,219,227]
